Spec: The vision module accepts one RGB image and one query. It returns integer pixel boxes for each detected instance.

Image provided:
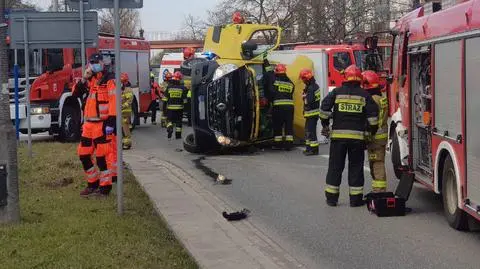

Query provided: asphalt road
[130,122,480,269]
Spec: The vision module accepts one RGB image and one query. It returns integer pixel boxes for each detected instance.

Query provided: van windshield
[354,50,383,72]
[248,29,279,58]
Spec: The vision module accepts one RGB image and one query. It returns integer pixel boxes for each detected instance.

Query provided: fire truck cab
[8,34,151,142]
[388,0,480,230]
[294,42,389,91]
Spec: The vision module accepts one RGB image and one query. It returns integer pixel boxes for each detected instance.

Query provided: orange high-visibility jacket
[73,73,117,122]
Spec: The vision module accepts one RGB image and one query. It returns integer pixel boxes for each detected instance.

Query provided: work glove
[321,126,330,138]
[105,126,114,135]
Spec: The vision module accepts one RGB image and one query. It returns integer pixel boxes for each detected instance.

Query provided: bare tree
[209,0,412,43]
[99,9,141,37]
[182,14,206,40]
[207,0,302,42]
[6,0,35,8]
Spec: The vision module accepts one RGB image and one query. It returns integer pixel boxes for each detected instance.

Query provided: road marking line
[320,154,371,173]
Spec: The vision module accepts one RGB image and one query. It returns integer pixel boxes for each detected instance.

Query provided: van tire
[183,133,202,154]
[442,155,468,230]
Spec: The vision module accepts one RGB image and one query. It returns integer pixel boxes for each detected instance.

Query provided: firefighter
[300,68,321,156]
[121,72,134,150]
[165,71,188,139]
[362,70,388,193]
[319,65,379,207]
[270,64,295,150]
[160,71,172,128]
[183,47,196,127]
[72,53,116,197]
[144,80,161,125]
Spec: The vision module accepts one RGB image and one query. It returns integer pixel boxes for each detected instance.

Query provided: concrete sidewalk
[124,153,305,269]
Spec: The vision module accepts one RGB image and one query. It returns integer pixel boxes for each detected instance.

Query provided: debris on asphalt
[222,209,250,221]
[193,157,232,185]
[216,174,232,185]
[175,148,183,152]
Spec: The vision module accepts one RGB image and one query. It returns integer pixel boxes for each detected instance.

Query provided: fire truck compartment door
[433,41,462,140]
[465,37,480,205]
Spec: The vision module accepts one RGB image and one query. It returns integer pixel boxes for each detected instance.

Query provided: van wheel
[442,155,468,230]
[391,129,403,179]
[183,133,203,154]
[60,106,80,143]
[130,99,139,131]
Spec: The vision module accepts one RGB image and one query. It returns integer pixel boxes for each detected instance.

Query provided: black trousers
[146,100,157,123]
[325,139,366,202]
[167,109,183,139]
[161,101,168,122]
[305,116,318,150]
[272,106,294,144]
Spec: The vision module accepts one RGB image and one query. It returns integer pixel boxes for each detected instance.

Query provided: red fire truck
[294,42,390,91]
[7,33,151,141]
[388,0,480,230]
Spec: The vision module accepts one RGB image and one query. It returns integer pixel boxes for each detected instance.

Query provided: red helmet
[120,72,129,83]
[274,64,287,74]
[232,12,245,24]
[164,70,173,81]
[361,70,380,90]
[183,47,195,60]
[344,65,363,82]
[173,71,183,81]
[299,68,313,81]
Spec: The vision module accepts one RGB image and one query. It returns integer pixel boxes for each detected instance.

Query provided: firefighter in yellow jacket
[121,73,134,150]
[362,70,388,192]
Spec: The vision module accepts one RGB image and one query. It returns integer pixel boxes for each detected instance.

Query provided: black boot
[80,181,99,197]
[304,148,318,156]
[167,125,173,139]
[325,192,339,207]
[92,185,112,198]
[350,194,365,207]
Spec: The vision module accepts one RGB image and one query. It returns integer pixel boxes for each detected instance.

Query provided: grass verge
[0,142,198,269]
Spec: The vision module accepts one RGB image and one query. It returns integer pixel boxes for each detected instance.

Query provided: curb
[124,153,305,269]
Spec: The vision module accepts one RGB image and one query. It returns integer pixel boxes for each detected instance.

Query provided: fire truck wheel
[391,129,403,179]
[442,155,468,230]
[183,133,202,154]
[60,105,80,143]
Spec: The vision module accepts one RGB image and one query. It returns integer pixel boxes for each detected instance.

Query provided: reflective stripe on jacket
[272,76,295,106]
[303,79,321,118]
[165,82,187,111]
[371,94,389,142]
[320,82,379,140]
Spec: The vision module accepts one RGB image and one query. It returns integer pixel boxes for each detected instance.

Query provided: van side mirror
[241,40,258,60]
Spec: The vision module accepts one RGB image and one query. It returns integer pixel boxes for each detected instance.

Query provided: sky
[140,0,221,32]
[33,0,222,32]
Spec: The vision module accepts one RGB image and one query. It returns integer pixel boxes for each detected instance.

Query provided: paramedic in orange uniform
[73,53,117,197]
